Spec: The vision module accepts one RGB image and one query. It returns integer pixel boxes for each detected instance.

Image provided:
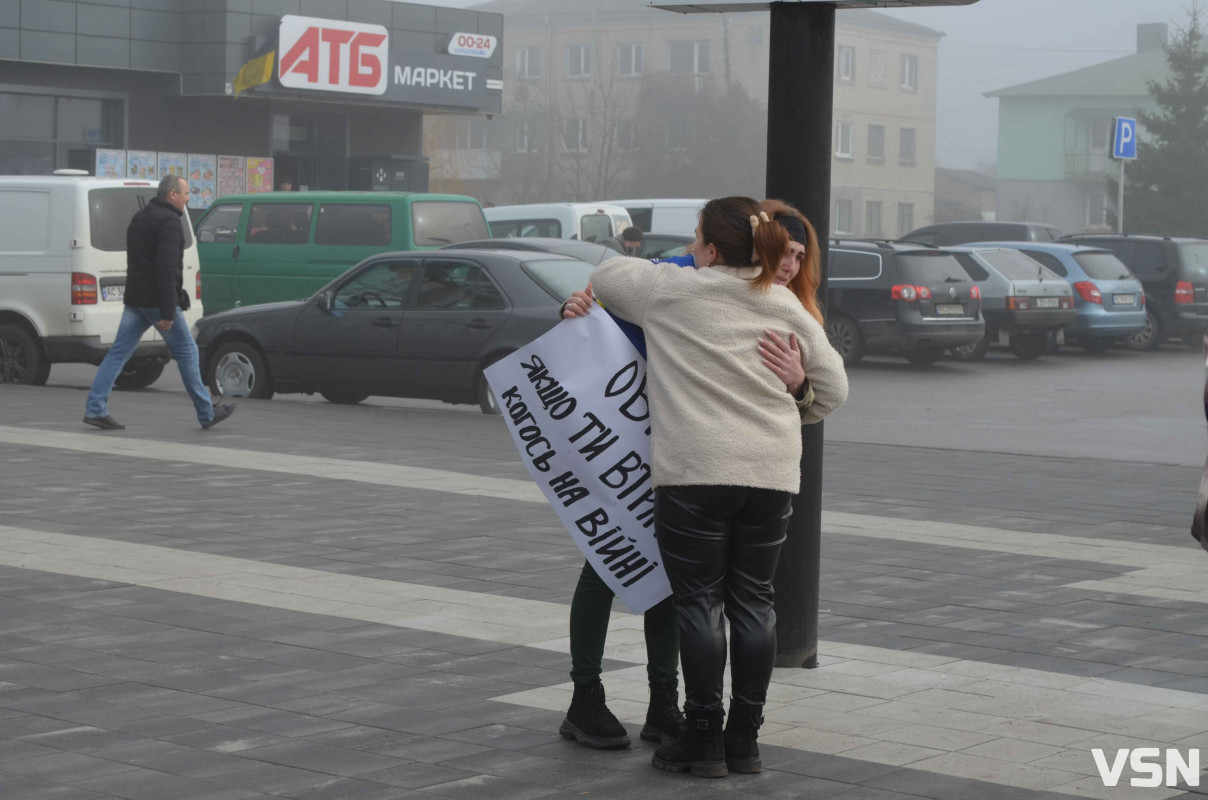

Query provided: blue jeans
[85,306,213,425]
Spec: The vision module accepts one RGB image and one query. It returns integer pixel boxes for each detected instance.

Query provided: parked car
[1058,233,1208,350]
[973,242,1145,352]
[196,249,591,413]
[484,203,632,244]
[904,221,1062,246]
[451,237,616,265]
[947,247,1077,360]
[597,198,705,237]
[825,239,985,366]
[0,173,202,388]
[193,191,488,315]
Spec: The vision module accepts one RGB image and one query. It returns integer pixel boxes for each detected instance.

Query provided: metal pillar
[767,1,835,669]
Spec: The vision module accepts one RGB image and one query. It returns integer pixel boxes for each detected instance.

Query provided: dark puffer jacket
[124,196,187,320]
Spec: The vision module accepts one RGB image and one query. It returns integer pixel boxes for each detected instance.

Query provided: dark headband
[774,214,809,246]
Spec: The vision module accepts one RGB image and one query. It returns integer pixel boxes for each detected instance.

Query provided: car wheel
[207,340,274,399]
[1080,338,1113,354]
[903,347,945,366]
[321,392,368,405]
[477,356,508,415]
[0,323,48,386]
[1124,310,1164,351]
[824,313,864,366]
[949,334,990,362]
[1009,332,1048,360]
[114,358,165,390]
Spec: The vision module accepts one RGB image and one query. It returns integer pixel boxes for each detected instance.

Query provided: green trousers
[569,560,680,686]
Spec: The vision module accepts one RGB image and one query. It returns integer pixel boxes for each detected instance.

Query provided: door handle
[466,319,492,330]
[232,245,240,258]
[372,318,397,328]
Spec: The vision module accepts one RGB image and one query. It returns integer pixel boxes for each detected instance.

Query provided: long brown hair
[699,197,790,283]
[759,199,823,324]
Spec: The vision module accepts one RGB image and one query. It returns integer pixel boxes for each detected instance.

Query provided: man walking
[83,175,235,431]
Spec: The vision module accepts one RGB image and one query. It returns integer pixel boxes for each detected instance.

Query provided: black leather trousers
[654,485,792,711]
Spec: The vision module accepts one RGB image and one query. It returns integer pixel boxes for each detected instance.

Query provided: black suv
[1058,234,1208,349]
[904,221,1061,246]
[825,240,985,366]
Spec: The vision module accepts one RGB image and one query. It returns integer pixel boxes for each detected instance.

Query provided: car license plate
[1035,297,1059,309]
[101,285,124,302]
[935,304,964,316]
[1113,294,1135,305]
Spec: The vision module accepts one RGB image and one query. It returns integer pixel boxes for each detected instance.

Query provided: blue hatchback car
[970,242,1146,352]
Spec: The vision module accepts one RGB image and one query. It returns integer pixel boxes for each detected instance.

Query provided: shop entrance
[270,111,348,191]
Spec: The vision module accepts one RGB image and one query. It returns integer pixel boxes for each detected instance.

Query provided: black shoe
[723,699,764,774]
[559,680,631,749]
[652,706,727,778]
[640,680,685,744]
[83,415,125,431]
[201,403,236,430]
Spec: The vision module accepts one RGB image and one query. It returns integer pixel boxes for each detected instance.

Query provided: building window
[835,199,853,235]
[865,201,883,236]
[564,118,587,153]
[669,41,710,75]
[615,118,637,151]
[838,46,855,82]
[567,44,592,78]
[0,91,124,176]
[869,49,887,88]
[1091,118,1110,151]
[668,117,694,151]
[455,119,485,151]
[1086,191,1107,227]
[901,54,919,91]
[898,202,914,235]
[867,124,885,160]
[515,46,541,79]
[516,118,532,153]
[899,127,917,163]
[834,122,853,158]
[617,43,643,77]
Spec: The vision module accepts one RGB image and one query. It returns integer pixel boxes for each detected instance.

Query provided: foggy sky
[436,0,1197,173]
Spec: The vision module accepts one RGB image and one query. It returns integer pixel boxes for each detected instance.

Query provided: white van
[0,175,203,388]
[484,203,633,244]
[600,198,706,237]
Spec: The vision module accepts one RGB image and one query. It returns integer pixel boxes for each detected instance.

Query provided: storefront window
[0,95,55,139]
[0,91,123,176]
[0,141,54,176]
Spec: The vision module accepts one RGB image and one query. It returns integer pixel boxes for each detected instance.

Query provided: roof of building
[986,47,1168,99]
[936,167,996,191]
[473,0,943,39]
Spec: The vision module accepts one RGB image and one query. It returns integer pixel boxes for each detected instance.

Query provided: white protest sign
[484,309,671,614]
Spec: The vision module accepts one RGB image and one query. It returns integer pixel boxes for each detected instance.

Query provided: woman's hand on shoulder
[758,329,806,397]
[561,283,593,319]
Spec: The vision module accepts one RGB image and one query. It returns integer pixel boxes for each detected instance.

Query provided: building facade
[987,24,1167,235]
[435,0,939,237]
[0,0,502,198]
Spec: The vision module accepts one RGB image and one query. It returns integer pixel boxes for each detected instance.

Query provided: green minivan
[193,192,489,314]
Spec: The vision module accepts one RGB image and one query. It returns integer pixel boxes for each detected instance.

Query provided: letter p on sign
[1114,117,1138,160]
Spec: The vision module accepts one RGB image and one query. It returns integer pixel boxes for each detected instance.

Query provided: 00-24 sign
[447,32,498,59]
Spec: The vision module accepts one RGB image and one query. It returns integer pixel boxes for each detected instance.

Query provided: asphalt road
[47,339,1206,467]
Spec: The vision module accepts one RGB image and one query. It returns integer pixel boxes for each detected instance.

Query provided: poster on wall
[246,157,274,194]
[95,149,126,178]
[157,152,186,181]
[216,156,245,198]
[126,150,157,180]
[187,154,217,209]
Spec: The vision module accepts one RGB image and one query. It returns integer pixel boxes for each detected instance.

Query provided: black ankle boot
[723,699,764,773]
[640,681,685,744]
[651,706,727,778]
[559,680,631,749]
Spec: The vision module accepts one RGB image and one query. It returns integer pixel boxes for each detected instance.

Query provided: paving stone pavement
[0,384,1206,800]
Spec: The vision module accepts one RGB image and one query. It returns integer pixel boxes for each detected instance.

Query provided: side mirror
[317,291,334,312]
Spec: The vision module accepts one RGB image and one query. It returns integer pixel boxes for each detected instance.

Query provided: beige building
[428,0,940,235]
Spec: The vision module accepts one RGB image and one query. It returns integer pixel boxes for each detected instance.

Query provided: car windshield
[897,253,969,284]
[90,188,194,251]
[522,258,594,301]
[1180,243,1208,281]
[981,250,1061,282]
[1073,251,1134,281]
[411,201,488,246]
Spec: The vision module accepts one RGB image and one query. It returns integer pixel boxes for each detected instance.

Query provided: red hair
[759,199,823,324]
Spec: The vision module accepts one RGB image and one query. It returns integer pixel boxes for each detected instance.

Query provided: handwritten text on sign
[484,310,671,613]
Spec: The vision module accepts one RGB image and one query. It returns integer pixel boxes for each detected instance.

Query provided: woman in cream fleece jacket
[590,196,847,778]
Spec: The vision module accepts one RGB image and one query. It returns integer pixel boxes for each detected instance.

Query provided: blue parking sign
[1113,117,1138,160]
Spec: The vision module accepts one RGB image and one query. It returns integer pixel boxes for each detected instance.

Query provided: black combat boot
[723,699,765,773]
[559,680,631,749]
[640,680,686,744]
[651,706,727,778]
